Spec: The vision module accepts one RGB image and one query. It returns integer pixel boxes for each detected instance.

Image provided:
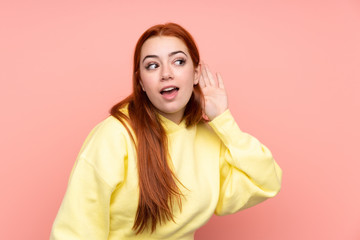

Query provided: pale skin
[198,63,228,121]
[139,36,228,124]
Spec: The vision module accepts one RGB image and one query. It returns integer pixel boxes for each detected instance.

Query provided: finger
[201,63,210,87]
[199,75,206,89]
[216,72,225,89]
[205,65,217,87]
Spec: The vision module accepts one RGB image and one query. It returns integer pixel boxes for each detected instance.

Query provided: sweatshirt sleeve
[50,117,127,240]
[208,109,282,215]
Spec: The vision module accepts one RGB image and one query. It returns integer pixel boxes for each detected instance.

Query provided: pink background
[1,0,359,239]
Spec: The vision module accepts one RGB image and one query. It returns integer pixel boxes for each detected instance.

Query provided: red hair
[110,23,203,233]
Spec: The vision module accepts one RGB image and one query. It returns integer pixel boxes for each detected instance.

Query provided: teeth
[162,87,175,92]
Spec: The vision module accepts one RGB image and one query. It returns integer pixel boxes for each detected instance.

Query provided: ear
[137,72,146,91]
[139,79,145,91]
[193,65,200,85]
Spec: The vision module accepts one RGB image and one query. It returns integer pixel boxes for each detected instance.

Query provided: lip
[160,85,179,92]
[160,85,179,100]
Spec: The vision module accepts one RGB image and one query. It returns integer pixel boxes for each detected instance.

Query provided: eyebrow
[142,50,188,63]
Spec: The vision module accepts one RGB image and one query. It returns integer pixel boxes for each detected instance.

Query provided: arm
[50,158,112,240]
[199,63,282,215]
[209,110,282,215]
[50,117,127,240]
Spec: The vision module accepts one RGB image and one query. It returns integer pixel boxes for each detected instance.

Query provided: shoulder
[89,115,129,140]
[75,115,132,187]
[93,115,129,136]
[195,120,222,143]
[86,104,132,144]
[78,115,132,160]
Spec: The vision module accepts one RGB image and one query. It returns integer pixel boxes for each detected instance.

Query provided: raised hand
[198,63,229,121]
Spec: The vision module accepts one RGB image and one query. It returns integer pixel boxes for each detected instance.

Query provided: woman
[50,23,282,240]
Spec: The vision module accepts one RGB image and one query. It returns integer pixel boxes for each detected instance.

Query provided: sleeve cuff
[208,109,244,146]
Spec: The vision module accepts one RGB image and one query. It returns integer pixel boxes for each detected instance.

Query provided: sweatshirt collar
[157,113,187,134]
[120,105,187,134]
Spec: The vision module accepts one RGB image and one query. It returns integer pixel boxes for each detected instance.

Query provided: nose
[161,63,173,81]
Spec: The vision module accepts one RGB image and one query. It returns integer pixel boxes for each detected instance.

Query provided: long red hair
[110,23,203,233]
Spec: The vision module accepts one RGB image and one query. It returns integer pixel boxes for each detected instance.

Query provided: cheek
[185,70,196,86]
[139,72,152,91]
[176,67,195,82]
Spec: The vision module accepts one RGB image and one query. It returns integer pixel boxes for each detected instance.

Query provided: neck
[157,109,184,125]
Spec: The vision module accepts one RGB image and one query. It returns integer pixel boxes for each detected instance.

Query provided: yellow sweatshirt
[50,109,282,240]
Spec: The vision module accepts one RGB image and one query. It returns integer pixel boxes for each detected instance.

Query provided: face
[139,36,199,124]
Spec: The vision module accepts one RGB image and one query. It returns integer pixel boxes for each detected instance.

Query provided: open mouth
[160,87,179,95]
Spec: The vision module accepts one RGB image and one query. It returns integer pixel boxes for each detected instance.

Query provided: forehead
[140,36,188,57]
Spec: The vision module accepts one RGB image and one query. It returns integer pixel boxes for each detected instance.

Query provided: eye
[145,62,159,70]
[174,58,186,66]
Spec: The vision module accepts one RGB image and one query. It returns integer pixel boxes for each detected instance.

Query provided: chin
[160,108,183,115]
[158,104,186,115]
